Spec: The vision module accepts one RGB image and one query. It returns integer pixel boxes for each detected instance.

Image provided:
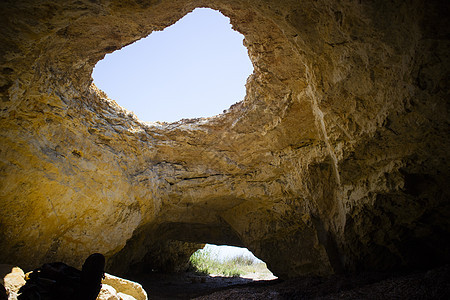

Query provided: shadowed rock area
[1,0,449,285]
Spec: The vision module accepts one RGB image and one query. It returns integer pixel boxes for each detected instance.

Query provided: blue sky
[93,8,253,123]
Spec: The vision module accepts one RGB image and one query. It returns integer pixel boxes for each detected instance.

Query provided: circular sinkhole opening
[189,244,277,280]
[92,8,253,123]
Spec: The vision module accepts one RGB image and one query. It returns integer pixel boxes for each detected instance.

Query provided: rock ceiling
[0,0,449,278]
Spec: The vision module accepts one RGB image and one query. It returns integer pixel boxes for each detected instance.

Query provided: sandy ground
[128,265,450,299]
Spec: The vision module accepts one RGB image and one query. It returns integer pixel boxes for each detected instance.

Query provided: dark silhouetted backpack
[18,253,105,300]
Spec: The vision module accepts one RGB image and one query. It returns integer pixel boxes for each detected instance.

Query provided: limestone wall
[0,0,449,278]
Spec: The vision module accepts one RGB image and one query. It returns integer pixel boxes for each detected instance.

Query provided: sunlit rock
[0,266,25,300]
[97,284,120,300]
[0,0,448,279]
[102,273,147,300]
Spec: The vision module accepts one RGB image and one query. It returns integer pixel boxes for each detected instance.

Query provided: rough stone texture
[97,284,121,300]
[102,273,147,300]
[0,0,449,279]
[0,265,25,300]
[110,239,203,275]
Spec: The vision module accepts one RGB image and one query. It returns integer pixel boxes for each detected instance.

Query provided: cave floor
[126,271,278,299]
[128,265,449,299]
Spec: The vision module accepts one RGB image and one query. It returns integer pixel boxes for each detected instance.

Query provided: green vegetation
[189,248,267,277]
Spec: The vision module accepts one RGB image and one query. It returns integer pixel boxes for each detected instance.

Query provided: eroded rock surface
[102,273,147,300]
[0,265,25,300]
[0,0,449,279]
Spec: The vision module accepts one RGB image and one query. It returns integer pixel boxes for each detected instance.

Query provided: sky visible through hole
[93,8,253,123]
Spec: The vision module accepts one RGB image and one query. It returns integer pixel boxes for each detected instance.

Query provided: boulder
[102,274,146,300]
[0,266,25,300]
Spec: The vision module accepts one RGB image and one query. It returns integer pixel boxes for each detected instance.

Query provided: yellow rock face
[0,0,449,278]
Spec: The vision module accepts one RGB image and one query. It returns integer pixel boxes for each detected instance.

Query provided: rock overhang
[0,0,449,279]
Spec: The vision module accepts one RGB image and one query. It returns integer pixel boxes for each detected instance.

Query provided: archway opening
[92,8,253,123]
[189,244,277,280]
